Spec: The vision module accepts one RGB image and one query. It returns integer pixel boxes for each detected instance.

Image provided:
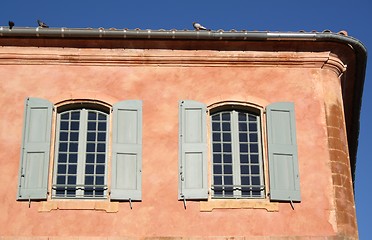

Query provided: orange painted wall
[0,47,356,238]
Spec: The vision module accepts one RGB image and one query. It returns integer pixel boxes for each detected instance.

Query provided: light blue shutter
[17,98,53,200]
[178,100,208,200]
[111,100,142,201]
[266,102,301,202]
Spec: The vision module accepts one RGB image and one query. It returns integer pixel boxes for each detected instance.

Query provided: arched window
[53,107,109,198]
[210,109,264,199]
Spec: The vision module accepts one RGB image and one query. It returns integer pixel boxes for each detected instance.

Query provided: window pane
[211,114,220,121]
[86,143,95,152]
[98,113,106,120]
[86,154,95,163]
[57,176,66,184]
[97,132,106,141]
[224,165,232,174]
[251,154,259,163]
[96,176,104,185]
[214,176,222,185]
[97,143,106,152]
[70,132,79,141]
[222,133,231,141]
[224,176,233,186]
[61,113,69,120]
[87,132,96,141]
[68,165,77,174]
[239,122,247,131]
[71,111,80,120]
[250,144,258,153]
[60,121,69,130]
[251,165,260,174]
[222,122,230,131]
[212,133,221,141]
[221,113,230,120]
[241,165,249,174]
[59,143,67,152]
[88,122,96,130]
[249,133,258,142]
[249,123,257,131]
[238,113,246,121]
[85,164,94,174]
[60,132,68,141]
[57,164,66,174]
[58,154,67,163]
[85,176,94,185]
[96,165,105,174]
[67,176,76,185]
[98,122,106,131]
[223,143,231,152]
[241,176,250,185]
[69,154,78,163]
[88,112,97,120]
[213,144,221,152]
[223,154,232,163]
[212,122,220,131]
[240,144,248,153]
[213,165,222,174]
[96,154,105,163]
[70,121,79,130]
[69,143,78,152]
[239,133,248,142]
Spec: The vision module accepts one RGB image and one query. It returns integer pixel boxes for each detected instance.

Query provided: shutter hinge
[181,195,186,209]
[289,197,295,210]
[129,198,132,209]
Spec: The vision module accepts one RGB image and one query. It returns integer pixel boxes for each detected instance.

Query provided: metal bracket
[289,198,295,210]
[129,198,132,209]
[28,198,31,208]
[182,195,187,209]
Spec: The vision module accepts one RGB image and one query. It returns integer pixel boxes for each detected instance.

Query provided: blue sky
[1,0,371,238]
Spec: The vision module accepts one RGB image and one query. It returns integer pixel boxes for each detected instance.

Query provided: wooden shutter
[266,102,301,202]
[111,100,142,201]
[17,98,53,200]
[178,100,208,200]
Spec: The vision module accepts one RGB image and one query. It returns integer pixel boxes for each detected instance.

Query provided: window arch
[210,107,265,199]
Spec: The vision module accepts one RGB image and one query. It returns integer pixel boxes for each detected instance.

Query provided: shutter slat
[266,102,301,202]
[111,100,142,201]
[17,98,53,200]
[178,100,208,200]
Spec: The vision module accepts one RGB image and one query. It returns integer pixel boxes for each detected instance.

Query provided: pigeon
[192,22,208,31]
[8,21,14,29]
[37,19,49,28]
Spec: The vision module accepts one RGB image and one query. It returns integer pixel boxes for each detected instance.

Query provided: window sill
[200,199,279,212]
[39,200,119,213]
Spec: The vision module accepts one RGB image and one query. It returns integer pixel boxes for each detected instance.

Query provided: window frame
[52,107,110,199]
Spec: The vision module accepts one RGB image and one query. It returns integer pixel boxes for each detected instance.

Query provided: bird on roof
[37,19,49,28]
[193,22,209,31]
[8,21,14,29]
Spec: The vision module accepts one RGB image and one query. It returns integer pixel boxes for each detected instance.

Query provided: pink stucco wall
[0,46,355,238]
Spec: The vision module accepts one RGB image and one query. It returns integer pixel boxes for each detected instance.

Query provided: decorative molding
[0,47,336,68]
[200,199,279,212]
[39,200,119,213]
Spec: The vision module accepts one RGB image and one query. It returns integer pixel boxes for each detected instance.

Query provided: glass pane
[240,144,248,153]
[214,176,222,185]
[249,133,258,142]
[85,164,94,174]
[87,132,96,141]
[212,122,220,131]
[70,132,79,141]
[96,176,104,185]
[60,121,69,130]
[67,176,76,184]
[239,122,247,131]
[223,154,232,163]
[57,176,66,184]
[223,143,231,152]
[221,113,230,120]
[97,132,106,141]
[97,143,106,152]
[222,133,231,141]
[249,123,257,131]
[251,154,259,163]
[96,154,105,163]
[71,111,80,120]
[69,143,78,152]
[213,144,221,152]
[70,121,79,131]
[211,114,220,121]
[86,154,95,163]
[96,165,105,174]
[248,114,256,121]
[68,165,77,174]
[251,165,260,174]
[59,132,68,141]
[250,144,258,153]
[241,165,249,174]
[58,154,67,163]
[224,176,233,186]
[252,177,260,185]
[240,154,249,163]
[85,176,94,185]
[224,165,232,174]
[213,154,222,163]
[222,122,230,131]
[98,122,106,131]
[88,122,96,131]
[88,112,97,120]
[86,143,95,152]
[61,113,69,120]
[57,164,66,174]
[98,113,106,120]
[213,165,222,174]
[69,154,78,163]
[239,133,248,142]
[241,176,250,185]
[59,143,68,152]
[212,133,221,141]
[238,113,246,121]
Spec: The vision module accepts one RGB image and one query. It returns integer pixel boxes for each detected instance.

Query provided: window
[53,108,109,199]
[17,98,143,202]
[211,110,264,199]
[178,100,301,203]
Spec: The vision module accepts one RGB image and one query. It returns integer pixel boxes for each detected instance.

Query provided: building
[0,26,367,239]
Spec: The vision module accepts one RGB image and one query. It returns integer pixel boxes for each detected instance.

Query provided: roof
[0,27,367,181]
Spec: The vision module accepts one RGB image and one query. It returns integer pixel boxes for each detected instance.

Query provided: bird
[192,22,209,31]
[8,21,14,29]
[37,19,49,28]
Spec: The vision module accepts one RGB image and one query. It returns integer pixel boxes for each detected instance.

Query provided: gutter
[0,27,367,180]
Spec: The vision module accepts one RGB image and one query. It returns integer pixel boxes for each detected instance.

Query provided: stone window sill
[39,200,119,213]
[200,199,279,212]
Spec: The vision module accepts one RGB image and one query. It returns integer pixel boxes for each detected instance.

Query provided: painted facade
[0,28,366,239]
